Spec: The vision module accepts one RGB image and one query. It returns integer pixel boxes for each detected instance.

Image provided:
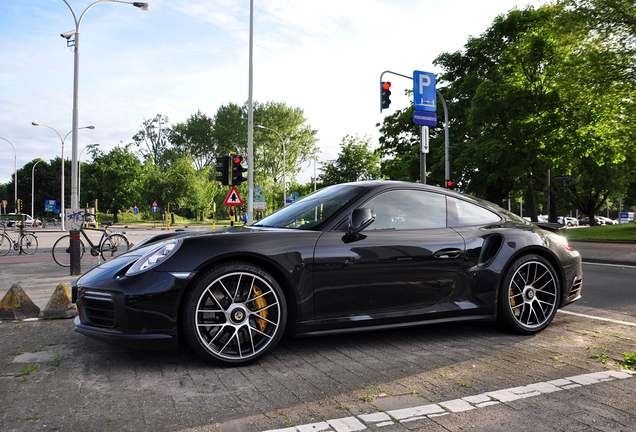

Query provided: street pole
[247,0,254,224]
[437,89,450,185]
[31,160,43,219]
[0,137,17,212]
[60,0,148,211]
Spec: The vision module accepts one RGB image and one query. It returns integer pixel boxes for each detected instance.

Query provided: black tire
[100,233,130,260]
[0,233,12,256]
[497,254,561,335]
[20,234,38,255]
[52,235,86,267]
[181,262,287,366]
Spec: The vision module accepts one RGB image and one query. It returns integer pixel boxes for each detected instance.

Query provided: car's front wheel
[497,254,561,335]
[181,262,287,366]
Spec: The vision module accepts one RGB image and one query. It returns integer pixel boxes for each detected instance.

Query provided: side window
[449,197,501,226]
[363,190,447,230]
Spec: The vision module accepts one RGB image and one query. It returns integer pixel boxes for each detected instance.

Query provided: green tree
[319,135,380,187]
[168,110,216,170]
[82,145,143,223]
[132,114,170,167]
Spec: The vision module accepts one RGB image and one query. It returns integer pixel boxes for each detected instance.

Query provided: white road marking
[558,310,636,327]
[583,262,636,269]
[262,370,635,432]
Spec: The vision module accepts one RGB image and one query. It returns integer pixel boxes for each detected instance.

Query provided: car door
[312,189,465,321]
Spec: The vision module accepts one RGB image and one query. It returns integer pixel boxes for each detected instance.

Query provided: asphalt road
[571,262,636,317]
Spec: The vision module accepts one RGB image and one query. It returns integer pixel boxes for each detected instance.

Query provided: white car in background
[598,216,617,225]
[3,213,41,227]
[558,216,579,226]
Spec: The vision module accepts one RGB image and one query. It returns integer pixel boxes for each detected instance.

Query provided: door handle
[434,249,462,259]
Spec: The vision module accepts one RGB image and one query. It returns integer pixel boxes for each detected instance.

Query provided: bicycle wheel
[0,233,12,256]
[100,233,130,260]
[52,235,86,267]
[20,234,38,255]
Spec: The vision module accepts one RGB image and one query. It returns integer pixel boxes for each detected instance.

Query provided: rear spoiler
[532,222,566,235]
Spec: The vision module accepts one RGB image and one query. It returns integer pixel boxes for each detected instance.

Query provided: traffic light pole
[379,72,450,187]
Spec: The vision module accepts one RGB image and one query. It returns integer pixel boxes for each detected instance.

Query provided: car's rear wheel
[497,254,560,335]
[181,262,287,366]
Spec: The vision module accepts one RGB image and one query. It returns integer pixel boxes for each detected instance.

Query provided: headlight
[125,239,180,276]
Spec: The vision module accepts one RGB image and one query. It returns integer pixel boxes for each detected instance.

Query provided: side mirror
[348,208,375,237]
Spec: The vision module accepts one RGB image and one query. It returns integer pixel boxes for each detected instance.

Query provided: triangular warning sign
[224,186,243,206]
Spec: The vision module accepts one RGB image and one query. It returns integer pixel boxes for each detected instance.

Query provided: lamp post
[60,0,149,211]
[32,122,95,230]
[78,143,99,205]
[255,125,286,208]
[0,137,17,212]
[31,160,43,219]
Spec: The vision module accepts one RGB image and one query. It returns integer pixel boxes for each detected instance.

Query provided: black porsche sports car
[73,181,583,365]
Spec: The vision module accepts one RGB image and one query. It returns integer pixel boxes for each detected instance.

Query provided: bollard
[70,229,81,276]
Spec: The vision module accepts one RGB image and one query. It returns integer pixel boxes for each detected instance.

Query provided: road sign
[413,70,436,112]
[421,126,429,154]
[45,200,56,212]
[413,111,437,126]
[133,205,138,216]
[152,201,158,212]
[554,175,572,182]
[224,186,243,206]
[253,186,266,211]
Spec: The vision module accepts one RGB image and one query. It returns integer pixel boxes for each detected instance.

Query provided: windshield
[253,184,364,230]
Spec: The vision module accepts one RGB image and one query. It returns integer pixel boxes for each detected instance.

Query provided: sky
[0,0,547,187]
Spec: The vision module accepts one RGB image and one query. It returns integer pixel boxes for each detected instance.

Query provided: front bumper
[72,255,194,350]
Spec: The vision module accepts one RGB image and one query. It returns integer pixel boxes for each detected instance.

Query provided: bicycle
[51,221,130,267]
[0,223,38,256]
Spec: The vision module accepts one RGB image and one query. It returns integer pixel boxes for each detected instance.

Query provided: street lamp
[0,137,18,213]
[60,0,149,211]
[255,125,286,208]
[78,143,100,205]
[32,122,95,230]
[31,160,43,219]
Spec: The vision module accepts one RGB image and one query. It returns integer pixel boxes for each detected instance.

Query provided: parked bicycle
[51,220,130,267]
[0,223,38,256]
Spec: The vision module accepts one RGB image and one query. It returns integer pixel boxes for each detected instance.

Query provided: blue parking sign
[413,71,436,112]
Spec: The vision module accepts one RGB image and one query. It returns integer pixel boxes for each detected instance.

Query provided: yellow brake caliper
[252,284,269,332]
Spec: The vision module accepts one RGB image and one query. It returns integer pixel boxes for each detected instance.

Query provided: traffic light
[215,155,230,185]
[446,180,456,189]
[231,155,248,186]
[381,81,392,110]
[16,199,22,213]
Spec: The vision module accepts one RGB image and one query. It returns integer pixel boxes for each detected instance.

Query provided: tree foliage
[319,135,380,187]
[82,145,143,223]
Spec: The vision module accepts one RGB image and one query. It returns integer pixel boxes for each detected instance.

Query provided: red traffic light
[233,155,243,164]
[446,180,455,188]
[382,82,391,90]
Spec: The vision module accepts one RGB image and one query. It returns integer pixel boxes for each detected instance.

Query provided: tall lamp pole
[0,137,18,212]
[78,143,100,205]
[60,0,149,210]
[32,122,95,230]
[31,160,43,219]
[255,125,286,208]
